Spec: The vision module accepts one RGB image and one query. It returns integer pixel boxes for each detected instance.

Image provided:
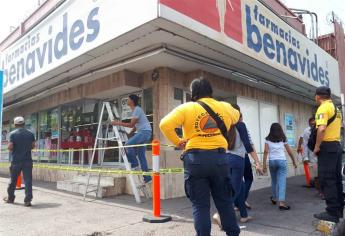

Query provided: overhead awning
[0,0,340,108]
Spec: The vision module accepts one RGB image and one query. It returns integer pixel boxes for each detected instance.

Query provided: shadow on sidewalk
[0,174,326,235]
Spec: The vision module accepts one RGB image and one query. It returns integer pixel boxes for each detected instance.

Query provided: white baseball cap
[14,116,25,125]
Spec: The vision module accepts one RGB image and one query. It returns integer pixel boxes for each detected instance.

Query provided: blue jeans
[125,130,152,183]
[183,150,240,236]
[228,153,248,218]
[269,160,287,201]
[7,161,33,202]
[243,154,253,202]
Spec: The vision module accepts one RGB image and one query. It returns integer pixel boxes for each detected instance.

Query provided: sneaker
[212,213,222,230]
[3,197,14,204]
[24,202,32,207]
[131,166,140,171]
[314,212,339,223]
[240,216,253,223]
[279,205,291,211]
[245,201,252,210]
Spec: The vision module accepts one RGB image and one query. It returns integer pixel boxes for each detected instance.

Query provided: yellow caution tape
[0,162,183,176]
[0,143,175,154]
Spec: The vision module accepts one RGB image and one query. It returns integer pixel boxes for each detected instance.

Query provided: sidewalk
[0,175,326,236]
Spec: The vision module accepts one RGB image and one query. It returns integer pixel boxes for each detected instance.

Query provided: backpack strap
[327,105,337,126]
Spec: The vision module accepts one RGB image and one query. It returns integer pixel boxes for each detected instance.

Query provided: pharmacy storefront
[0,0,340,199]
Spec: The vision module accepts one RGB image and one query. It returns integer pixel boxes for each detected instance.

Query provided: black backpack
[307,106,337,151]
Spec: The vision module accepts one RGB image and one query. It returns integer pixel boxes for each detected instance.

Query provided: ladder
[83,102,149,203]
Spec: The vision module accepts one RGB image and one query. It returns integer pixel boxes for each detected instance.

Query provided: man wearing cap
[313,86,344,223]
[4,116,36,207]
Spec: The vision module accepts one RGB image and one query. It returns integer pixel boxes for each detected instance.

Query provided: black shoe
[270,196,277,205]
[3,197,14,204]
[24,202,32,207]
[279,205,291,211]
[313,212,339,223]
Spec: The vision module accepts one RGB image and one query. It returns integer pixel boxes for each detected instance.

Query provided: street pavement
[0,175,332,236]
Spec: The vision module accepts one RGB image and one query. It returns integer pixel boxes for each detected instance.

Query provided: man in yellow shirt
[160,78,240,236]
[313,86,343,223]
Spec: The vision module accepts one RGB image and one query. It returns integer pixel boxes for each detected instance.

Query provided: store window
[60,100,98,165]
[38,109,59,163]
[1,122,10,162]
[25,113,39,162]
[173,88,191,108]
[173,88,192,139]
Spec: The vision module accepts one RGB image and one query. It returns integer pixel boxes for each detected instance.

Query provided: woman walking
[213,105,262,226]
[227,105,262,223]
[263,123,297,210]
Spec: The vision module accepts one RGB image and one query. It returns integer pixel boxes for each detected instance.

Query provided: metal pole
[311,12,319,44]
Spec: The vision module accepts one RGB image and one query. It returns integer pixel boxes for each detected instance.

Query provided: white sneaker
[212,213,222,230]
[240,216,253,223]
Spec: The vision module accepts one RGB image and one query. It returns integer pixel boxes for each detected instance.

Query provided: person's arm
[236,123,262,173]
[8,142,13,151]
[112,118,137,128]
[31,133,36,150]
[248,150,263,175]
[112,107,142,128]
[313,104,329,155]
[313,125,326,155]
[128,127,137,136]
[236,123,254,153]
[263,143,269,173]
[160,105,186,148]
[297,137,303,154]
[8,133,13,151]
[285,144,298,168]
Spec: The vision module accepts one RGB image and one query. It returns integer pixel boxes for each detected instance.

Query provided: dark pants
[243,154,254,202]
[228,154,248,218]
[7,161,33,203]
[318,141,344,218]
[183,150,240,236]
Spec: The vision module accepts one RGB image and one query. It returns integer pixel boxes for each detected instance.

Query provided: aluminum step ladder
[83,102,149,203]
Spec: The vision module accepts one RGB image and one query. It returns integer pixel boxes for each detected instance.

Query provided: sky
[280,0,345,37]
[0,0,41,42]
[0,0,344,43]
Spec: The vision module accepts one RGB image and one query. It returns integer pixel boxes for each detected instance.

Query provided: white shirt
[300,127,311,154]
[300,126,317,159]
[265,140,287,160]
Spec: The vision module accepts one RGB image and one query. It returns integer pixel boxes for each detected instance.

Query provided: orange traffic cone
[16,173,24,190]
[303,162,311,188]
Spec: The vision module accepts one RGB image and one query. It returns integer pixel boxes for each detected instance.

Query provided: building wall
[317,23,345,96]
[334,22,345,97]
[1,66,313,199]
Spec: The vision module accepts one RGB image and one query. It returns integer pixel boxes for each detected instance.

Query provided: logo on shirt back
[200,116,218,133]
[195,112,222,137]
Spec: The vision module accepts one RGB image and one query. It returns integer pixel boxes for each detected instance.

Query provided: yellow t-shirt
[159,98,240,150]
[315,100,342,142]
